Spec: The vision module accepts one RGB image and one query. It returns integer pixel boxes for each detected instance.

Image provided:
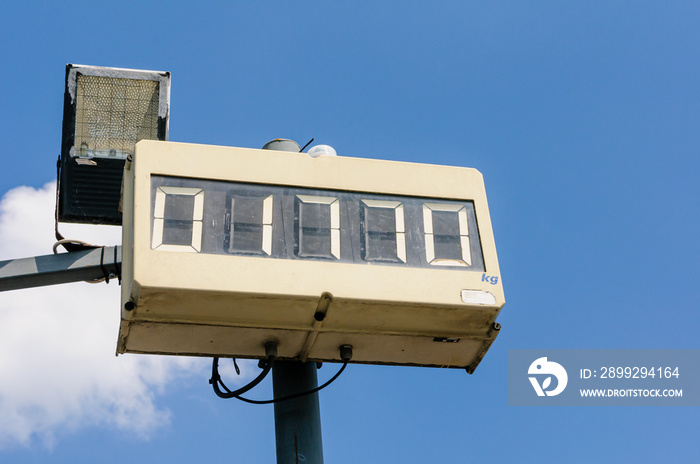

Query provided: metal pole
[272,361,324,464]
[262,139,324,464]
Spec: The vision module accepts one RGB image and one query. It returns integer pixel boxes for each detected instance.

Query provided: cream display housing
[119,141,505,372]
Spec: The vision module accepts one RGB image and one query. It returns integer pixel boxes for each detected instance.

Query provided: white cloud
[0,182,253,449]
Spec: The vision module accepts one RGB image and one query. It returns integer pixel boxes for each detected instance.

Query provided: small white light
[461,290,497,305]
[307,145,337,158]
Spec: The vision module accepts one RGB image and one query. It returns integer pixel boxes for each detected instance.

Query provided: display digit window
[225,194,273,255]
[296,195,340,259]
[151,186,203,252]
[361,200,406,263]
[424,203,472,267]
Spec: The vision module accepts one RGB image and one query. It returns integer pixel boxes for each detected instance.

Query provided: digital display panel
[150,175,485,271]
[119,141,505,371]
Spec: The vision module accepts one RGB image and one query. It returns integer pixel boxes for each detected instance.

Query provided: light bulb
[307,144,337,158]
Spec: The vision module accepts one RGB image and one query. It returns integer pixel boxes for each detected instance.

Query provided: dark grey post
[262,139,324,464]
[272,361,323,464]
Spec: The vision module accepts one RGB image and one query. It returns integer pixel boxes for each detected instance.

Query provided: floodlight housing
[57,64,170,225]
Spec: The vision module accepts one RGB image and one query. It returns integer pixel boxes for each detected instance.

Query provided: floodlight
[57,64,170,225]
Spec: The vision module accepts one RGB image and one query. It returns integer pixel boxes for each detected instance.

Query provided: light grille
[74,75,160,160]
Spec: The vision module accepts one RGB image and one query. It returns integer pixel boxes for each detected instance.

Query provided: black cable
[210,358,273,399]
[234,362,348,405]
[210,358,348,403]
[299,137,314,152]
[210,344,352,403]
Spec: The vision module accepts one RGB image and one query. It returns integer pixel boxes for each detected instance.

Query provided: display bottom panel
[118,321,498,370]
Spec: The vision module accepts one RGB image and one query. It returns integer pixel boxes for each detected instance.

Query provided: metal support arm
[0,246,121,292]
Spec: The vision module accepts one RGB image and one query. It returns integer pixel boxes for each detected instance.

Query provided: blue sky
[1,1,699,462]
